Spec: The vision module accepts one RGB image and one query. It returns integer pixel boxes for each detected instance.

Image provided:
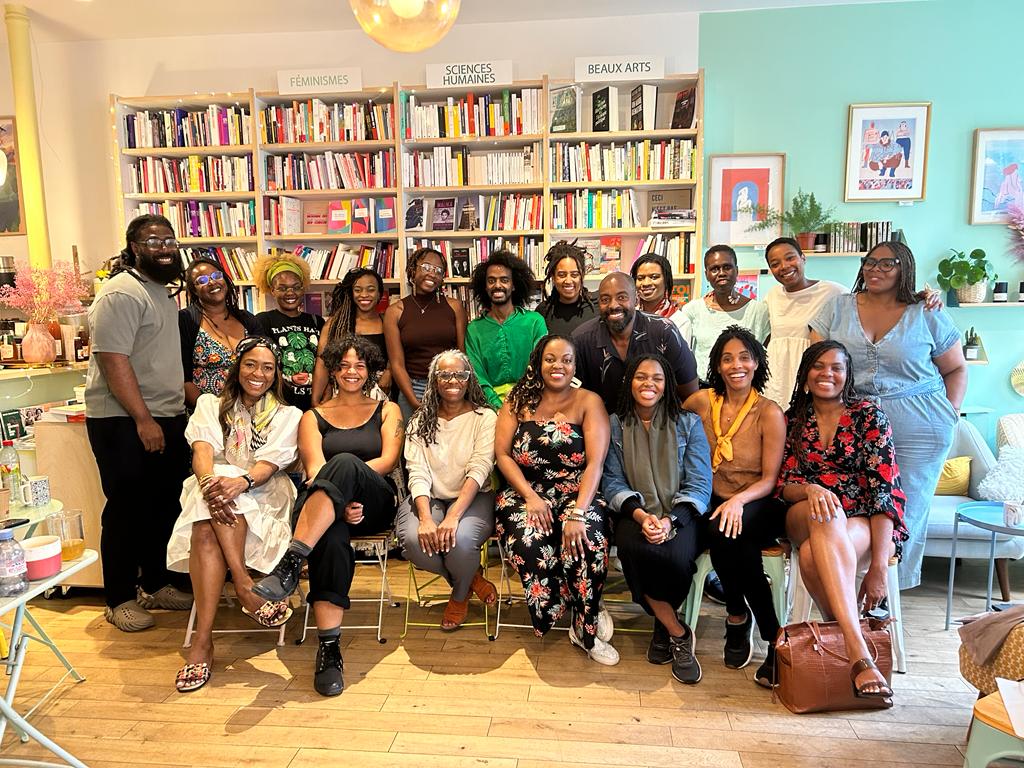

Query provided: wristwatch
[242,473,255,492]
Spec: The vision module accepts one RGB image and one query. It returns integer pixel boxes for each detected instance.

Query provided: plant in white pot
[963,327,981,361]
[937,248,996,304]
[745,189,836,251]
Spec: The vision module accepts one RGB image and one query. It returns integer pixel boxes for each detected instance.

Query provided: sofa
[924,418,1024,601]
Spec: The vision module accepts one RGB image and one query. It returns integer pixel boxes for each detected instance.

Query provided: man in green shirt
[465,250,547,408]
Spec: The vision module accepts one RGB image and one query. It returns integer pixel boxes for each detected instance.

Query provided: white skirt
[166,463,296,574]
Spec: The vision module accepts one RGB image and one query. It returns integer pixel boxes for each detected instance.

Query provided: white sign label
[574,55,665,82]
[426,60,513,89]
[277,68,363,95]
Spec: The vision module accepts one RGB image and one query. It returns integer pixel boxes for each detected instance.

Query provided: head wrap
[267,261,305,286]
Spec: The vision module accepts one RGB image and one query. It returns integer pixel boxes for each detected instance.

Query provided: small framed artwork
[0,117,22,235]
[707,153,785,247]
[970,128,1024,224]
[844,102,931,202]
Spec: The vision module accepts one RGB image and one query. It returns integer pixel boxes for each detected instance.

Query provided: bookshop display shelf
[112,71,705,311]
[0,362,88,382]
[810,251,868,258]
[952,302,1024,309]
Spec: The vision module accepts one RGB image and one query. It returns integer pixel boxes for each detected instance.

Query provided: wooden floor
[0,556,1001,768]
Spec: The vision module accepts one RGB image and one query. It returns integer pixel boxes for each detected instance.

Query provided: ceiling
[13,0,913,43]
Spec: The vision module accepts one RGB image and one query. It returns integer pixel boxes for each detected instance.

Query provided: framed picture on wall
[707,153,785,247]
[970,128,1024,224]
[0,117,23,236]
[844,102,930,202]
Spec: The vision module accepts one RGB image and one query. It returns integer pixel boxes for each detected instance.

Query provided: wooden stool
[964,691,1024,767]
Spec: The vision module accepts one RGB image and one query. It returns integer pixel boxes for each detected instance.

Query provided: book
[451,247,471,278]
[457,198,478,230]
[279,196,302,235]
[629,84,658,131]
[373,197,397,233]
[599,236,622,273]
[0,409,24,440]
[327,200,352,234]
[432,197,456,230]
[670,87,696,130]
[591,86,619,132]
[404,197,425,231]
[303,201,329,234]
[549,85,582,134]
[351,197,371,234]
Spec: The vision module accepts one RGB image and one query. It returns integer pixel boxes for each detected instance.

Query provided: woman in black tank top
[254,334,403,697]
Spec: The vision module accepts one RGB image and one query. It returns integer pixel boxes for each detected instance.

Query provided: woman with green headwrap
[254,252,325,410]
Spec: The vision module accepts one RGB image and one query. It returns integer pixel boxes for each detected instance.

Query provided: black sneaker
[754,644,776,688]
[670,627,702,684]
[314,638,344,697]
[723,611,753,669]
[647,620,671,665]
[704,572,726,605]
[253,548,305,601]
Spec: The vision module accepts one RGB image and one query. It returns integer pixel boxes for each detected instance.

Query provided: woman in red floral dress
[778,340,908,702]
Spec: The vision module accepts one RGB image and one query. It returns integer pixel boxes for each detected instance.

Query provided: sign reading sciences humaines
[574,55,665,82]
[277,68,363,95]
[426,60,514,89]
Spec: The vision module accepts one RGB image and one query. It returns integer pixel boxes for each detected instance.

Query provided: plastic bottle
[0,440,19,502]
[0,528,28,596]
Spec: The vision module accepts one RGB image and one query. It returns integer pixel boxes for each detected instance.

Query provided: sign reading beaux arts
[574,56,665,83]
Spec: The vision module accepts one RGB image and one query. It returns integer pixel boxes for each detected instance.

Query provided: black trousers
[299,454,396,609]
[706,494,785,642]
[86,415,189,608]
[615,509,703,617]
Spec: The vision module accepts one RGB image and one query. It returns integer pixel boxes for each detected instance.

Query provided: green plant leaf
[951,274,966,289]
[938,260,953,276]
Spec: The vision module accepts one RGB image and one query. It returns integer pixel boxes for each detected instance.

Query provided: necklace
[201,309,235,348]
[409,293,432,315]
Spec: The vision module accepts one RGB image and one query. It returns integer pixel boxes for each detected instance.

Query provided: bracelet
[198,474,214,487]
[564,512,586,523]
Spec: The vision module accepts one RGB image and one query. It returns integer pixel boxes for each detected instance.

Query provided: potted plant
[0,263,87,364]
[963,327,981,361]
[937,248,996,304]
[745,189,837,251]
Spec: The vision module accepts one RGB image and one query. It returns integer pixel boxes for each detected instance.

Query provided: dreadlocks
[540,240,594,307]
[112,213,175,276]
[408,349,490,446]
[505,334,575,418]
[785,340,858,462]
[184,257,245,319]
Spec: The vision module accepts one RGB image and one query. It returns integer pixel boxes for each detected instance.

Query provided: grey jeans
[396,491,495,601]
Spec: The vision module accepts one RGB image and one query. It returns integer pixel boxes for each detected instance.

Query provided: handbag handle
[806,620,885,664]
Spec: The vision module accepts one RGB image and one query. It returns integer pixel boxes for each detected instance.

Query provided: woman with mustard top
[683,325,785,688]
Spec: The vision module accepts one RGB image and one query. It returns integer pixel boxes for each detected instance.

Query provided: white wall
[0,11,699,271]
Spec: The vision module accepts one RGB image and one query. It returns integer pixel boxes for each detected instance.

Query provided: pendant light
[349,0,461,53]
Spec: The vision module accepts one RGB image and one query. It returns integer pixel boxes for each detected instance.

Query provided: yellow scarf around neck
[708,389,759,472]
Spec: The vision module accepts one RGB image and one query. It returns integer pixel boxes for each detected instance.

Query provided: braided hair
[785,340,858,462]
[324,267,385,349]
[408,349,490,447]
[615,353,682,428]
[184,257,244,318]
[539,241,595,315]
[505,334,575,418]
[705,325,770,395]
[852,240,920,305]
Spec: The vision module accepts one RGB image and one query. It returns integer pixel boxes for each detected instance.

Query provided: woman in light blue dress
[810,241,967,589]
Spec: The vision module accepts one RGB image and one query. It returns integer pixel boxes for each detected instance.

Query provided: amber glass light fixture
[349,0,461,53]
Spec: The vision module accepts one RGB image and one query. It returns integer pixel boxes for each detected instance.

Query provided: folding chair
[492,535,571,641]
[402,547,492,638]
[183,585,287,648]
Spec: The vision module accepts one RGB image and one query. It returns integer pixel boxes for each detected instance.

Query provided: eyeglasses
[193,271,224,286]
[861,257,900,273]
[135,237,179,250]
[271,283,303,295]
[235,335,280,359]
[418,263,444,276]
[436,370,471,383]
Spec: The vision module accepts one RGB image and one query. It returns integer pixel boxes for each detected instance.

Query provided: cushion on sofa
[936,456,972,496]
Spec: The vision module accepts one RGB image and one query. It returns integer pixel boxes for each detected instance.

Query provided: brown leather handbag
[775,617,894,714]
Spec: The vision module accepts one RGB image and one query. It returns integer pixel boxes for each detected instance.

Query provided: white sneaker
[569,625,620,666]
[596,606,614,642]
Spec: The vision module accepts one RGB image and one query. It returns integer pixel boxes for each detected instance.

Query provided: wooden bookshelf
[262,187,397,199]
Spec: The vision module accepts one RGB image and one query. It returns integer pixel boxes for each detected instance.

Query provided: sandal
[242,600,293,628]
[175,662,211,693]
[441,596,470,631]
[850,658,894,700]
[470,571,497,606]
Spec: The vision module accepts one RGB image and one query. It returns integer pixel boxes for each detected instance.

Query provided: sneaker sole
[671,658,703,685]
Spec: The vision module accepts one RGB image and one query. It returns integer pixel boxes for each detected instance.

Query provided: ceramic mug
[18,475,50,507]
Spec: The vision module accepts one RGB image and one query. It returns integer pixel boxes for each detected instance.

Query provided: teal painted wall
[699,0,1024,441]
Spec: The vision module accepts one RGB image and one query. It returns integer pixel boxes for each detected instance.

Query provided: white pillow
[978,446,1024,504]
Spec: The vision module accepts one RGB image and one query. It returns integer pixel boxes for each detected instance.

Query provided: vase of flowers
[0,263,87,364]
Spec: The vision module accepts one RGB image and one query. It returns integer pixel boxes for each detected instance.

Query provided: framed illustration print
[970,128,1024,224]
[0,117,22,235]
[708,153,785,247]
[844,102,930,202]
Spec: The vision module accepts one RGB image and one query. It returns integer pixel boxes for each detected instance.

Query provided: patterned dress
[777,399,909,557]
[192,329,234,396]
[495,419,608,649]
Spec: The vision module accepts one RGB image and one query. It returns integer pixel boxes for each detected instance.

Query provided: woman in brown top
[683,325,785,688]
[384,247,467,419]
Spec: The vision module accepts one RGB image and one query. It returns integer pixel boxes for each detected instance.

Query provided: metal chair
[402,547,492,638]
[492,536,570,641]
[183,585,287,648]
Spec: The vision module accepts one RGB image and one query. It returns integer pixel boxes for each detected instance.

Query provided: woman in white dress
[762,237,846,408]
[167,336,303,693]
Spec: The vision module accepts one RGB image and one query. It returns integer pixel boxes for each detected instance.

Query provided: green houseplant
[745,189,837,251]
[937,248,996,304]
[963,326,981,361]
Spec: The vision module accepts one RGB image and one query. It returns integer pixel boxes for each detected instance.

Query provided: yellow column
[3,4,50,268]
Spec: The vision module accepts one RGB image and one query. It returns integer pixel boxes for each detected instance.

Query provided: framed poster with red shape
[708,153,785,247]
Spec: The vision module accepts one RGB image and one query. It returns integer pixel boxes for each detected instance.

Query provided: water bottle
[0,440,20,504]
[0,529,28,596]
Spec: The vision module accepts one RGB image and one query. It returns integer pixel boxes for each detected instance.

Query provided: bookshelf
[110,70,706,312]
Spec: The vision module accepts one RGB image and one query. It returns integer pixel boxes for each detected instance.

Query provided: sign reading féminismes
[574,56,665,82]
[425,60,513,89]
[277,68,363,95]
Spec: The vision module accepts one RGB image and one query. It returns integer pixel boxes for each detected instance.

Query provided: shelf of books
[111,70,705,313]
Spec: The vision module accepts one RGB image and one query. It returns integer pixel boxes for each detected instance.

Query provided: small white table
[2,499,65,541]
[0,549,97,768]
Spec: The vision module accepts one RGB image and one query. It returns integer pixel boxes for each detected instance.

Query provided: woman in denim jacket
[602,353,712,684]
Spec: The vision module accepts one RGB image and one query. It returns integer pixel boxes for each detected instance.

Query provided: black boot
[252,548,305,601]
[314,637,344,697]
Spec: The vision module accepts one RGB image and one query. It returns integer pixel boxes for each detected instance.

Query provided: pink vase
[21,322,56,364]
